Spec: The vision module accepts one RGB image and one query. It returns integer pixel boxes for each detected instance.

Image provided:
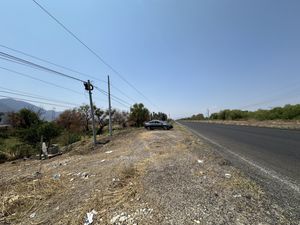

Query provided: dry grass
[0,126,294,224]
[0,176,63,224]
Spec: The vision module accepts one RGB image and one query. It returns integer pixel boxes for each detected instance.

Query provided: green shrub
[9,144,37,159]
[208,104,300,121]
[57,131,81,146]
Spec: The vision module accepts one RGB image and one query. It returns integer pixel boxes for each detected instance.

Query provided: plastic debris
[119,216,127,222]
[29,212,36,218]
[84,209,98,225]
[100,159,106,162]
[225,173,232,179]
[105,151,113,154]
[194,220,201,224]
[197,159,204,164]
[110,215,120,224]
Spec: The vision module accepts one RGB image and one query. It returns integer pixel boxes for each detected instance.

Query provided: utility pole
[207,108,210,119]
[108,75,112,136]
[84,80,97,145]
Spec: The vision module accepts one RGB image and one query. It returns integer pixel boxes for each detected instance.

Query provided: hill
[0,98,61,122]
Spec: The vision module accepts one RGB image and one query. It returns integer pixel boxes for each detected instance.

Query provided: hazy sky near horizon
[1,0,300,118]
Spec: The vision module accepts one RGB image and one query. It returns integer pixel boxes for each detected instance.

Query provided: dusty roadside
[0,125,297,224]
[184,119,300,130]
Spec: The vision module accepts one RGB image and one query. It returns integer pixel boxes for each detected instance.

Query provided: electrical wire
[94,86,131,107]
[0,94,75,109]
[0,44,138,103]
[240,88,300,110]
[94,87,130,108]
[0,66,84,95]
[0,51,85,82]
[0,88,80,107]
[0,44,106,83]
[32,0,158,109]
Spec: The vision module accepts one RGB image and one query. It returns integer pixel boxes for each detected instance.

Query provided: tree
[151,112,168,121]
[39,122,61,147]
[56,109,85,133]
[8,109,40,128]
[129,103,150,127]
[94,107,107,134]
[78,105,92,132]
[113,110,129,127]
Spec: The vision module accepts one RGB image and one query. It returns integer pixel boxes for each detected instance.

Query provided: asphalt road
[178,121,300,191]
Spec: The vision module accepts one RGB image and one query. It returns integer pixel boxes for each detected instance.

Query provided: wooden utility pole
[108,75,112,136]
[85,80,97,145]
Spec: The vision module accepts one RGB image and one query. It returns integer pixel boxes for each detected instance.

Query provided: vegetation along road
[178,121,300,216]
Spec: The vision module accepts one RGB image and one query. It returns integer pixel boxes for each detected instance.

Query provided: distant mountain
[0,98,61,122]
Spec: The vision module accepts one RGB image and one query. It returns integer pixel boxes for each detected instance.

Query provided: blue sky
[1,0,300,118]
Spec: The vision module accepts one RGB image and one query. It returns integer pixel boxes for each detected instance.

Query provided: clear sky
[1,0,300,118]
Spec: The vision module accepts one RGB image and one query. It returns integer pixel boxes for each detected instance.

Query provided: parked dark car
[144,120,173,130]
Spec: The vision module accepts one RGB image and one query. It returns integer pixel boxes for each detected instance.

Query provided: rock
[53,173,61,180]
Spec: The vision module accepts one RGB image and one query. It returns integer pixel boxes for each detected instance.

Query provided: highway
[178,121,300,192]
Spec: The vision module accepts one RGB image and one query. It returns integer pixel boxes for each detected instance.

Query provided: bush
[38,122,61,146]
[9,143,37,159]
[57,131,81,146]
[18,125,40,145]
[208,104,300,121]
[129,103,150,127]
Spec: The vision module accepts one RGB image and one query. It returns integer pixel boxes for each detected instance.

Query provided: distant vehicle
[144,120,173,130]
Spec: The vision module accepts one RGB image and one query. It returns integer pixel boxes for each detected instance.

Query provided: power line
[32,0,158,109]
[0,87,80,107]
[0,95,75,109]
[0,44,138,103]
[239,87,300,110]
[0,44,106,84]
[0,65,84,95]
[95,87,130,108]
[94,86,131,107]
[0,51,85,82]
[110,83,137,103]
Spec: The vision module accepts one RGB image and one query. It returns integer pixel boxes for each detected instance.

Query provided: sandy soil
[0,126,297,224]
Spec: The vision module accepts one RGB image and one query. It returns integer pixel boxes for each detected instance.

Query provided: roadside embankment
[0,125,297,224]
[182,119,300,130]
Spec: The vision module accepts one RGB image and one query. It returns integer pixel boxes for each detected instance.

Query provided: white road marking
[178,122,300,194]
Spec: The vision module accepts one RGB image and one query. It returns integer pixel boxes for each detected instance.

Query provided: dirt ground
[0,125,298,225]
[187,120,300,130]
